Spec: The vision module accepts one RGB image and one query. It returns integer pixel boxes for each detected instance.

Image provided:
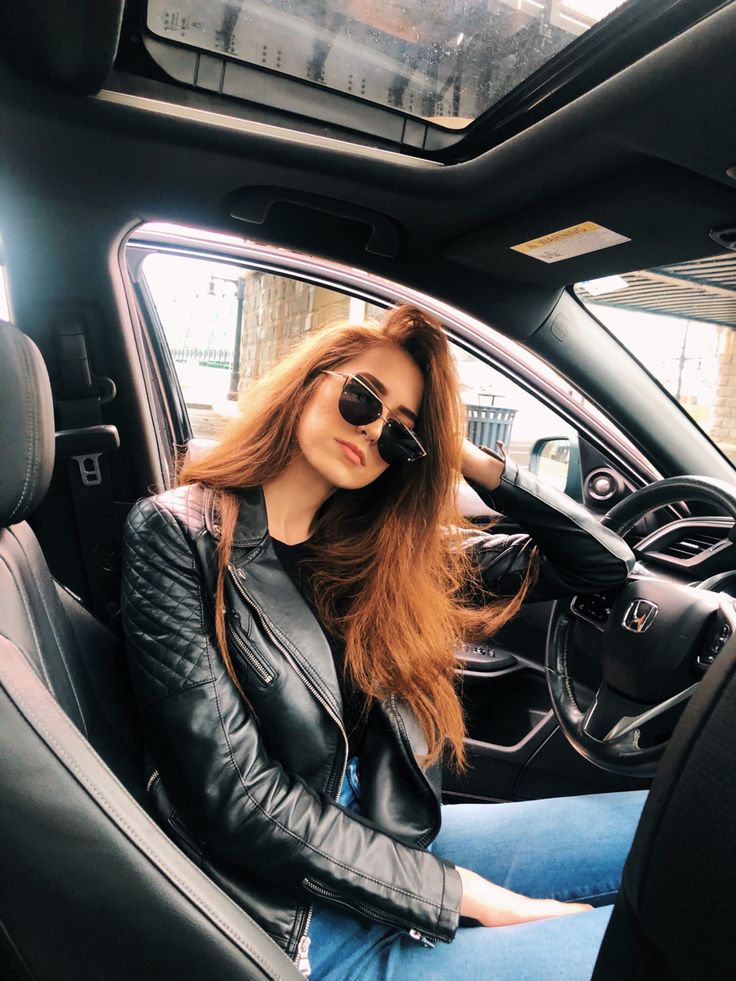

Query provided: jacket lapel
[226,486,344,720]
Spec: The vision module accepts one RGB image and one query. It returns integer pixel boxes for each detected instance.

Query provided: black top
[271,537,367,759]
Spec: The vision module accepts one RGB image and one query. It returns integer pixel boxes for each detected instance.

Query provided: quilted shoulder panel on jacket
[121,486,213,708]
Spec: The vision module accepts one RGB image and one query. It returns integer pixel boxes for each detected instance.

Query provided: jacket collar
[205,484,269,547]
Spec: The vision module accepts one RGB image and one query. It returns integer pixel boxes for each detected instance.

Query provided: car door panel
[447,628,651,804]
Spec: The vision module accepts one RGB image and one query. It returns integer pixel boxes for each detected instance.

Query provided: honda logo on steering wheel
[622,599,659,633]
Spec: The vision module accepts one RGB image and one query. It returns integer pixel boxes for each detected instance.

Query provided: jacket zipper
[302,878,442,947]
[227,611,275,685]
[228,564,348,977]
[295,933,312,976]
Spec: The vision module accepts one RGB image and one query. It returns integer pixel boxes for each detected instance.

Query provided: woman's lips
[336,439,365,466]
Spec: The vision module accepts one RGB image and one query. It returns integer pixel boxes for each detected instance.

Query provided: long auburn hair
[177,304,537,771]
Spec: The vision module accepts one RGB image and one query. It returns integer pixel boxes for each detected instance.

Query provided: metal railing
[170,347,234,366]
[466,404,517,449]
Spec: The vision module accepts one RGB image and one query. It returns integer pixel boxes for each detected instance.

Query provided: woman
[121,304,643,980]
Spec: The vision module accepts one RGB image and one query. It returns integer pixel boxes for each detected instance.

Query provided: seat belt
[52,314,121,626]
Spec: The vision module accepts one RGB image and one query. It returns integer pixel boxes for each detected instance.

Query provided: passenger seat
[0,319,300,981]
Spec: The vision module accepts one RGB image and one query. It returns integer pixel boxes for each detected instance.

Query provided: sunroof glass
[147,0,628,128]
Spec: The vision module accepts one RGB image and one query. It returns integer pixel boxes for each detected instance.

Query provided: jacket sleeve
[120,496,461,944]
[464,449,635,601]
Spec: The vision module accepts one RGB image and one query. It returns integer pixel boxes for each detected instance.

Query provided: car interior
[1,1,736,978]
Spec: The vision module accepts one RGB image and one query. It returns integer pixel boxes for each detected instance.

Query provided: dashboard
[633,516,736,589]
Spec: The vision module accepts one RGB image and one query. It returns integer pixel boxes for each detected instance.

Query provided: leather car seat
[0,319,301,981]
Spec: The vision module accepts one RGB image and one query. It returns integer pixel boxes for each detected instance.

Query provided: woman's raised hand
[459,438,505,490]
[456,866,593,927]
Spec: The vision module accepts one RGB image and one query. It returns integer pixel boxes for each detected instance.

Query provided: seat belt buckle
[71,452,104,487]
[55,425,120,488]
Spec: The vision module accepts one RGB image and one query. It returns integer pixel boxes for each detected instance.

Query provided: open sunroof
[129,0,724,160]
[146,0,627,129]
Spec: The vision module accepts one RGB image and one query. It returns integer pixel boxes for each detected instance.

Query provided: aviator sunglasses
[321,370,427,465]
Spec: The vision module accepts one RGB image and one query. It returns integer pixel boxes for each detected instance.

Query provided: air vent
[660,530,728,560]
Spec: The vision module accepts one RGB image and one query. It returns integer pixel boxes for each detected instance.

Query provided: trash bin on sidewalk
[465,404,517,450]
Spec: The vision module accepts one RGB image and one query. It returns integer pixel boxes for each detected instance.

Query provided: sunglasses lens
[378,418,424,465]
[333,374,425,465]
[338,378,382,426]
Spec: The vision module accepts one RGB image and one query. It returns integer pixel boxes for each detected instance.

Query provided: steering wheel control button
[698,622,732,667]
[570,592,613,630]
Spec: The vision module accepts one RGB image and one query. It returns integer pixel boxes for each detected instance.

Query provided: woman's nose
[359,416,385,442]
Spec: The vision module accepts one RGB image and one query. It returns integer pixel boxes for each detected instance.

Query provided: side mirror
[529,436,582,499]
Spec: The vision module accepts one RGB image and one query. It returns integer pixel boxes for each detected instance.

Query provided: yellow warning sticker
[511,221,630,264]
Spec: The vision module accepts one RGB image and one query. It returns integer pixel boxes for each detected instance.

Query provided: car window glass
[137,248,578,496]
[452,344,575,495]
[139,251,384,439]
[576,253,736,465]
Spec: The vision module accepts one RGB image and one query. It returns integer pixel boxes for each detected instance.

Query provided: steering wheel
[546,476,736,777]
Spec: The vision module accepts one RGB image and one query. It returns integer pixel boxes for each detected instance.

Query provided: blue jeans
[307,756,647,980]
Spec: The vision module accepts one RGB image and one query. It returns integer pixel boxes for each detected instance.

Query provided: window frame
[124,223,661,492]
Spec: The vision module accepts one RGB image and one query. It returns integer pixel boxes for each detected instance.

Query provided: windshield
[576,253,736,466]
[147,0,628,128]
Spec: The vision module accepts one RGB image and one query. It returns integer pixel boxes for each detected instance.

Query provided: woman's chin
[298,446,385,491]
[326,462,382,491]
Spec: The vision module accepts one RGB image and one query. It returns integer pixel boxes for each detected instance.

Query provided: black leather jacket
[120,456,634,970]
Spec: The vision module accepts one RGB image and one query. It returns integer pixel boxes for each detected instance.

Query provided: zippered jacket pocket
[227,610,277,686]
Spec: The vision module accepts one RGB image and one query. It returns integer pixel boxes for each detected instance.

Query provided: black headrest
[0,321,55,526]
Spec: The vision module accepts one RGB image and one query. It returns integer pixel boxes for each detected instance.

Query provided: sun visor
[0,1,124,94]
[444,164,736,287]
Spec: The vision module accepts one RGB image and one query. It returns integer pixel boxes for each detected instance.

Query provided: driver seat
[591,601,736,977]
[0,319,301,980]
